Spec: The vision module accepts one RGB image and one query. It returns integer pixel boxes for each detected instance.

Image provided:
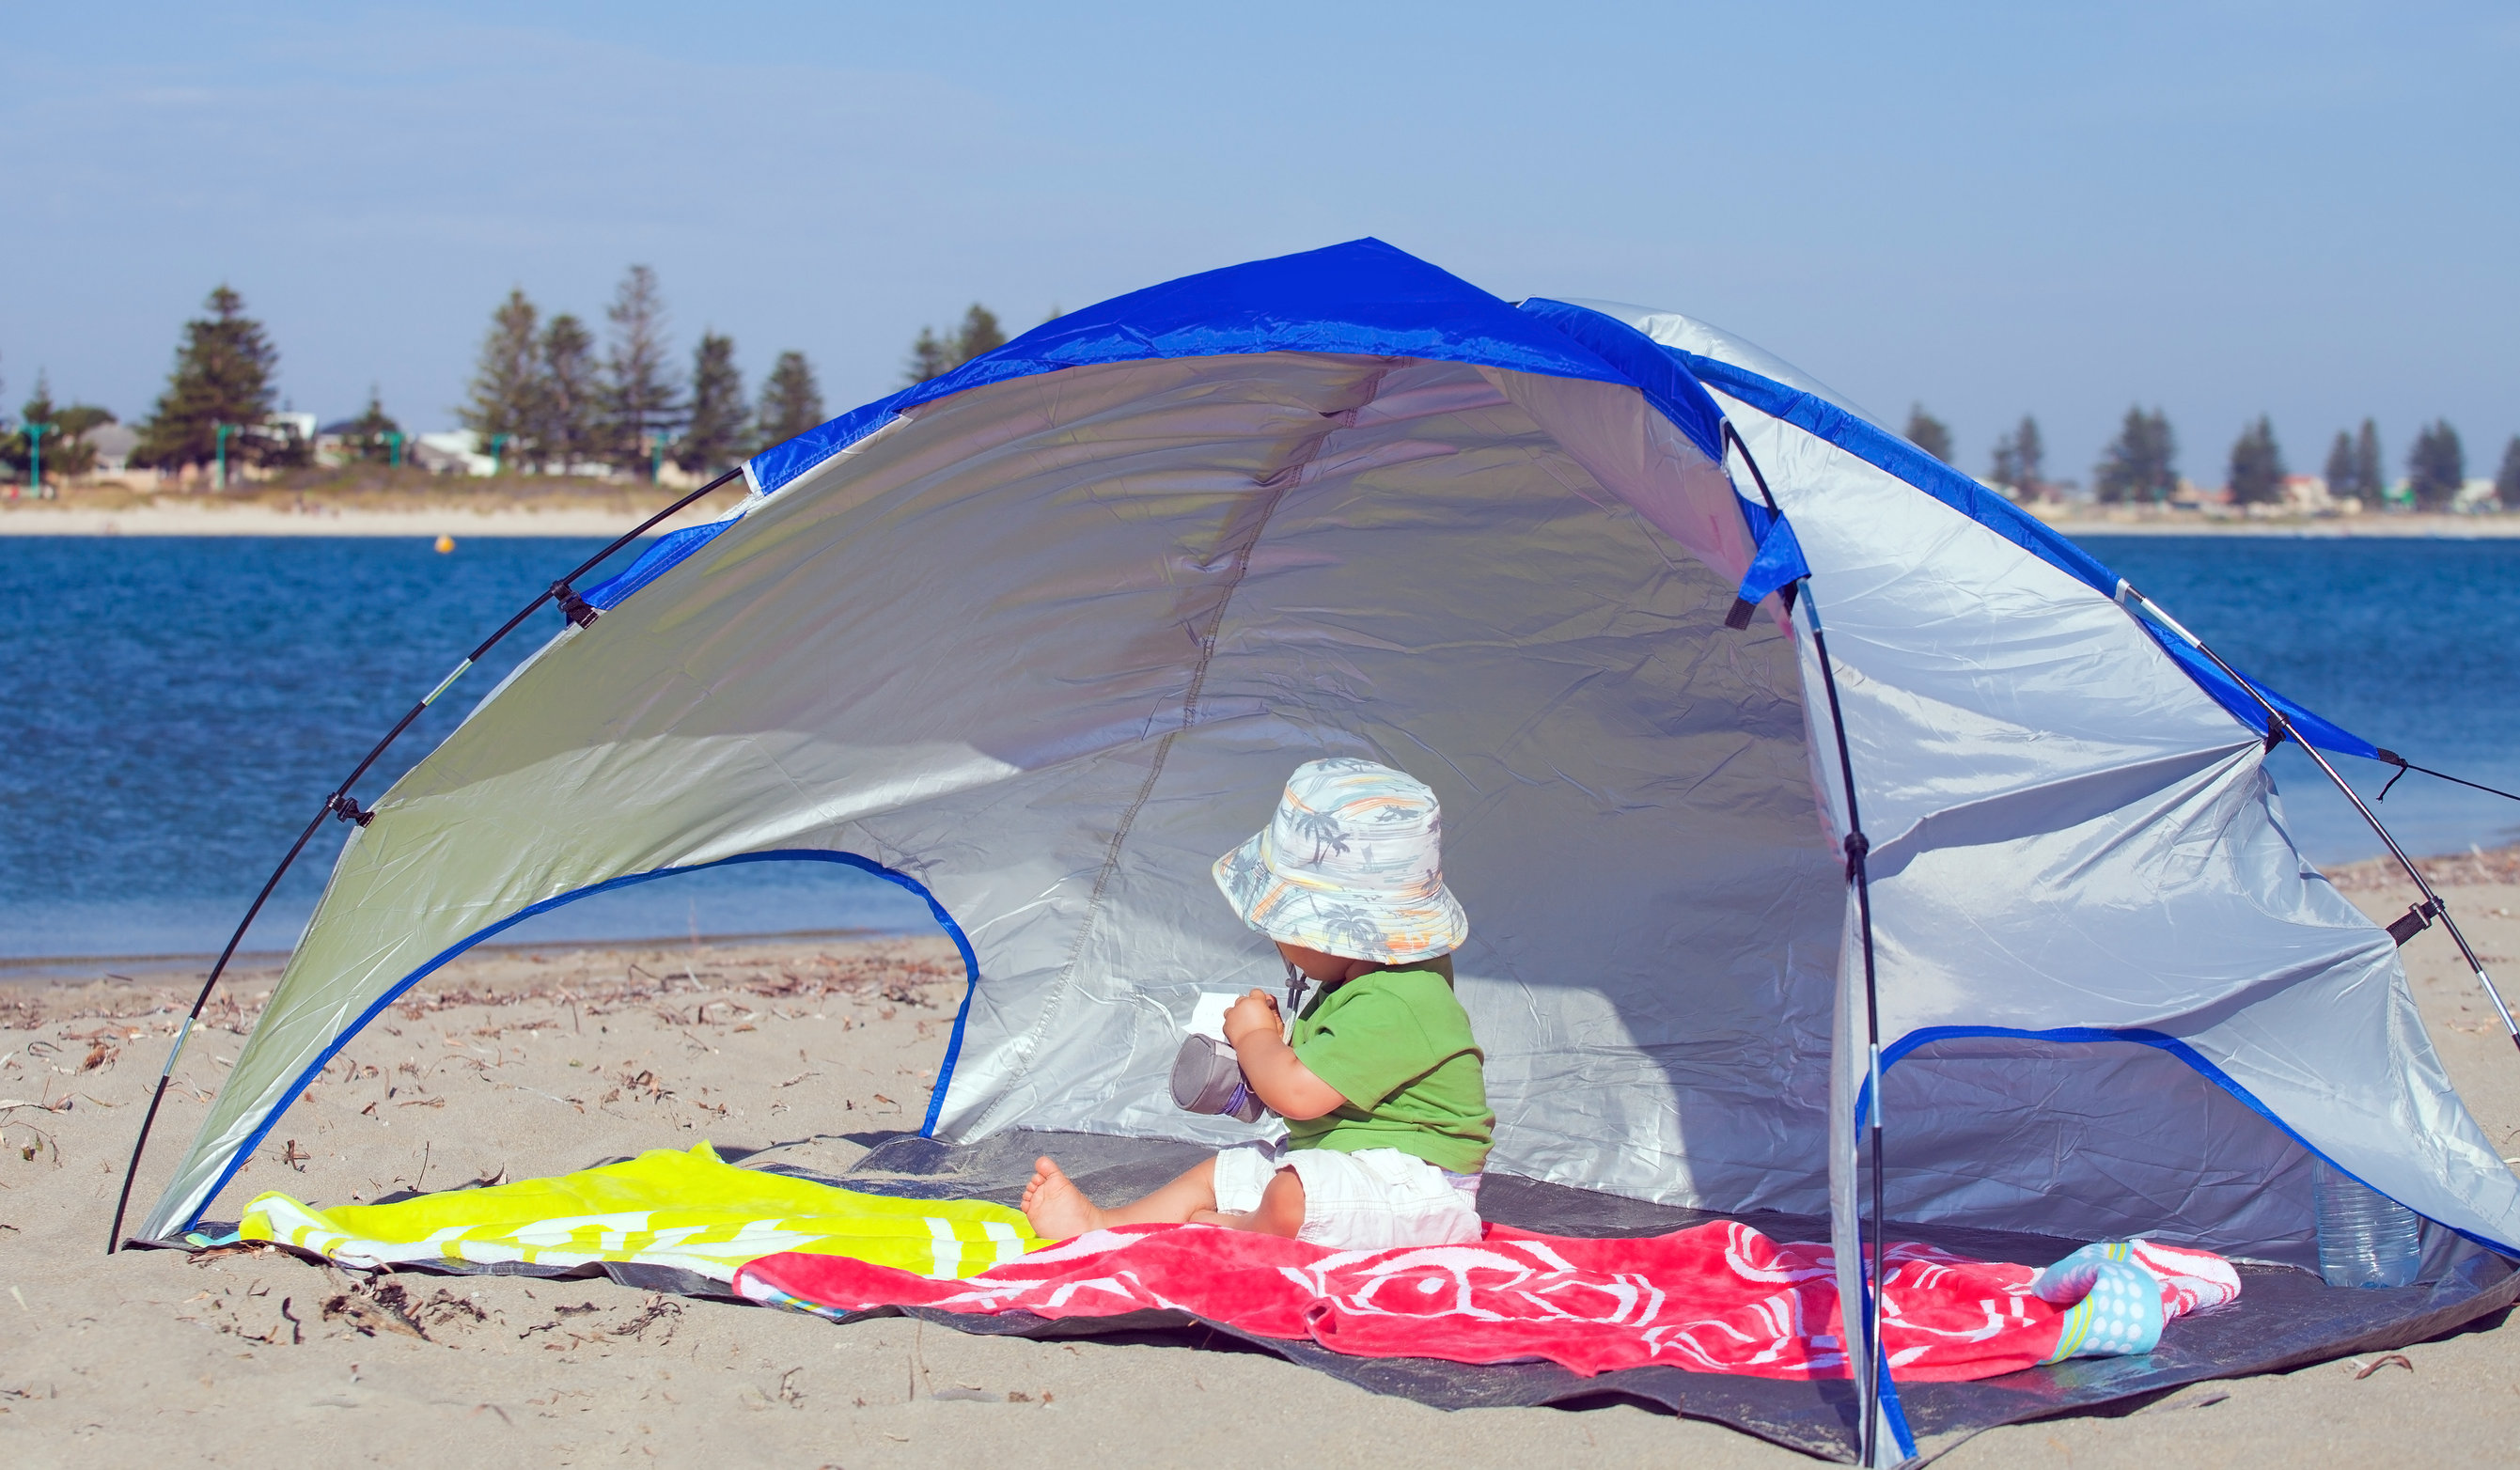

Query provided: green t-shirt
[1287,962,1493,1175]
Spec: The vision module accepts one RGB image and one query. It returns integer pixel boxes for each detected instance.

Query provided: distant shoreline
[0,500,726,538]
[7,491,2513,540]
[2049,512,2520,540]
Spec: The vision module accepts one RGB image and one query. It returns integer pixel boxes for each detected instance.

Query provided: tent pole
[1727,424,1900,1462]
[2116,581,2520,1053]
[106,467,750,1254]
[1800,585,1897,1467]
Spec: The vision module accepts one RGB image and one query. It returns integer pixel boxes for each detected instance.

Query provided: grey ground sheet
[183,1129,2520,1464]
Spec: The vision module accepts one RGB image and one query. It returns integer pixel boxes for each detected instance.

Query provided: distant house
[312,418,367,466]
[413,430,495,477]
[81,422,138,476]
[2278,474,2336,511]
[309,422,499,475]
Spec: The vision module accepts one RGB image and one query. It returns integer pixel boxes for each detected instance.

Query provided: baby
[1023,758,1492,1250]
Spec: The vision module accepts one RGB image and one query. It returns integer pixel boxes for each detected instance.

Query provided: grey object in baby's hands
[1171,1033,1265,1121]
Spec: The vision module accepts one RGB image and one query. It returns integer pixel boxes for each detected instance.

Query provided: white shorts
[1213,1140,1482,1251]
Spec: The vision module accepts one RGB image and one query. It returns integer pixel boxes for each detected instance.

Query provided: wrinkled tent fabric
[144,243,2518,1337]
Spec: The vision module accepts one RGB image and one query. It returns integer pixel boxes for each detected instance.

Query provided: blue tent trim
[1736,514,1812,608]
[585,241,2372,762]
[587,518,744,611]
[587,239,1734,610]
[750,238,1667,496]
[177,850,980,1234]
[1859,1024,2518,1259]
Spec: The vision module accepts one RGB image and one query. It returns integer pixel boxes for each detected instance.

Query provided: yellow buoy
[433,534,456,554]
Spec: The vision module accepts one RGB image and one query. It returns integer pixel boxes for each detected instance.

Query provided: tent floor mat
[190,1128,2520,1464]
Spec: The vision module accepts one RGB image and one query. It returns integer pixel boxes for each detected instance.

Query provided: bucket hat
[1212,758,1468,963]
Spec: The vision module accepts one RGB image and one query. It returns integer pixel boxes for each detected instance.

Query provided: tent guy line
[102,465,750,1256]
[2373,755,2520,808]
[2115,580,2520,1051]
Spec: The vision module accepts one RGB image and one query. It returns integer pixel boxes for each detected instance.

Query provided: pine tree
[2095,407,2178,504]
[2497,435,2520,510]
[2228,416,2285,505]
[954,304,1007,364]
[756,351,825,447]
[1989,414,2044,496]
[133,285,281,475]
[903,326,956,385]
[1903,404,1954,464]
[339,387,401,463]
[2407,420,2465,509]
[602,264,684,477]
[676,332,746,476]
[2323,430,2356,501]
[534,314,600,474]
[2355,419,2383,504]
[2011,415,2043,493]
[459,289,543,464]
[903,303,1012,384]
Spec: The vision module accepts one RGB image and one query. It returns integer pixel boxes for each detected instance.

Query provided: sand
[7,879,2520,1468]
[0,499,726,539]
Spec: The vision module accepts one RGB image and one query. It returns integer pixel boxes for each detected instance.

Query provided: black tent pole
[1799,586,1894,1466]
[106,468,748,1254]
[1723,426,1896,1464]
[2115,581,2520,1055]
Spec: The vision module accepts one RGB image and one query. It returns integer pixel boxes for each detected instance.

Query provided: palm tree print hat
[1212,758,1468,963]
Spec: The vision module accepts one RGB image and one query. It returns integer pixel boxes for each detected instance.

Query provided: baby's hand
[1221,989,1281,1048]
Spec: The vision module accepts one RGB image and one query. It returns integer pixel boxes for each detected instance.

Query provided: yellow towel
[240,1142,1037,1280]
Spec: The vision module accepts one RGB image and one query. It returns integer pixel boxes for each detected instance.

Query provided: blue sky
[8,2,2515,483]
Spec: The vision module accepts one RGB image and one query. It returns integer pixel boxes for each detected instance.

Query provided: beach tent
[138,239,2517,1447]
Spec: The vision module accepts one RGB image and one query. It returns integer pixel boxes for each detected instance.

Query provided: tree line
[18,283,2518,508]
[0,369,117,482]
[1902,402,2520,511]
[42,272,1055,485]
[456,266,828,478]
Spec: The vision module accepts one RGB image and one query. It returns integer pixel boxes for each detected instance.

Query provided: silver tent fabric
[1580,299,2520,1263]
[144,353,1839,1236]
[144,312,2520,1280]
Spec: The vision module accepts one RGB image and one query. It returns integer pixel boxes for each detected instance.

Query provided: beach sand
[5,879,2518,1467]
[0,477,748,539]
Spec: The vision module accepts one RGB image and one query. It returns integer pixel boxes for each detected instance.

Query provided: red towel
[735,1219,2238,1382]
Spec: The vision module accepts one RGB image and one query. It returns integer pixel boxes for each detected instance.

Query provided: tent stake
[106,467,749,1254]
[2115,581,2520,1053]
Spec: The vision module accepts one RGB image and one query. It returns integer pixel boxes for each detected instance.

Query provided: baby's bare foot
[1022,1156,1104,1240]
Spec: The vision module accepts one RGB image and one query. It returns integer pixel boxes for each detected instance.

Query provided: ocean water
[3,534,2515,962]
[2089,535,2520,867]
[0,537,934,963]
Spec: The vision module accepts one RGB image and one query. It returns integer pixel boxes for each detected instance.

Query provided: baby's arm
[1221,991,1347,1119]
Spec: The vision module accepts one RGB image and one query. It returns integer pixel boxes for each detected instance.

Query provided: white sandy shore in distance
[5,875,2519,1467]
[8,493,2520,540]
[0,499,730,539]
[2042,512,2520,540]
